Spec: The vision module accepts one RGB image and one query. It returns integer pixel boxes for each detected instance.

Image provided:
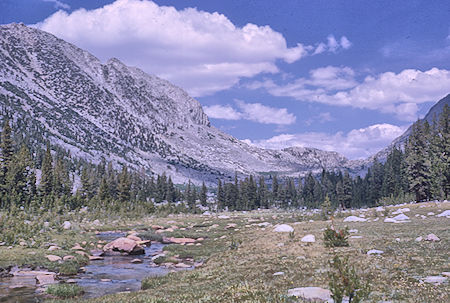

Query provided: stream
[0,232,187,302]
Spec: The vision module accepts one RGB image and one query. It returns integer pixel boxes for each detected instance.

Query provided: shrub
[229,237,242,250]
[328,255,370,303]
[323,226,349,247]
[46,284,84,298]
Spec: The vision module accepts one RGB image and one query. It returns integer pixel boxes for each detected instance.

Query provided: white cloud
[247,123,407,159]
[313,35,351,54]
[249,67,450,121]
[204,100,296,125]
[203,105,242,120]
[42,0,70,10]
[36,0,351,97]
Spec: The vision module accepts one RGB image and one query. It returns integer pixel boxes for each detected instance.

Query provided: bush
[323,226,349,247]
[46,284,84,298]
[328,255,370,303]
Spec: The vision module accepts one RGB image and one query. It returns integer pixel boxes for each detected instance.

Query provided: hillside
[0,23,364,184]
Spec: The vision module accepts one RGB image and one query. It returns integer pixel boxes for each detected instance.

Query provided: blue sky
[2,0,450,159]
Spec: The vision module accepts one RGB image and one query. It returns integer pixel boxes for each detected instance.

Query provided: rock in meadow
[131,258,143,264]
[287,287,331,301]
[63,255,75,261]
[46,255,62,262]
[392,214,410,222]
[423,276,447,285]
[367,249,384,255]
[273,224,294,233]
[301,234,316,243]
[62,221,71,230]
[415,236,423,242]
[343,216,367,222]
[425,233,440,242]
[436,210,450,218]
[273,272,284,276]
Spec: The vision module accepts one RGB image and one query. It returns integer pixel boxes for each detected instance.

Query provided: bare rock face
[103,237,145,255]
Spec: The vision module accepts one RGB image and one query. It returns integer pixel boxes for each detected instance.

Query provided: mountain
[372,94,450,161]
[0,23,364,184]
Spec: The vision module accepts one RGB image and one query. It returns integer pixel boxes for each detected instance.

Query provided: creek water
[0,232,178,302]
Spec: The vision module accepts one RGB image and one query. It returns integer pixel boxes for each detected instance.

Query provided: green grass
[3,202,450,303]
[46,284,84,298]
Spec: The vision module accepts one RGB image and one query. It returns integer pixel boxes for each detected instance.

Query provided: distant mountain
[0,23,365,184]
[371,94,450,161]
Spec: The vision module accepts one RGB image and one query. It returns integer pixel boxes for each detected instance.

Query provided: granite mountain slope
[0,23,366,184]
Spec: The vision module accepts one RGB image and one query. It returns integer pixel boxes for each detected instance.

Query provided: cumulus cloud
[203,105,242,120]
[204,100,296,125]
[249,67,450,121]
[42,0,70,10]
[36,0,351,97]
[247,123,407,159]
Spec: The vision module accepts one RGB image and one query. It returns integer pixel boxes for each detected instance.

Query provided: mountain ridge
[0,23,424,183]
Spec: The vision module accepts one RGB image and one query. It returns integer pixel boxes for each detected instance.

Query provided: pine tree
[0,118,13,188]
[97,176,110,201]
[53,157,72,196]
[117,166,131,202]
[166,176,176,202]
[4,144,33,198]
[437,105,450,198]
[39,141,53,195]
[405,121,431,201]
[217,179,225,210]
[200,181,207,206]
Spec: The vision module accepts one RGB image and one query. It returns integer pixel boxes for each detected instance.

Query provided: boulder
[392,214,409,221]
[103,237,145,255]
[46,255,62,262]
[436,210,450,217]
[392,207,410,215]
[423,276,447,285]
[273,272,284,276]
[218,215,230,219]
[415,236,423,242]
[343,216,367,222]
[273,224,294,233]
[287,287,331,301]
[71,244,84,251]
[36,274,56,285]
[301,234,316,243]
[48,245,61,251]
[425,233,440,242]
[127,235,142,242]
[63,255,75,261]
[367,249,384,255]
[62,221,71,230]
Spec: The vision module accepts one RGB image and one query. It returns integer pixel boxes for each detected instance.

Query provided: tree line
[0,104,448,213]
[216,105,449,210]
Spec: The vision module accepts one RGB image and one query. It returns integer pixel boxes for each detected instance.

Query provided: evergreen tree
[406,121,431,201]
[39,141,53,195]
[0,118,13,188]
[217,179,225,209]
[117,166,131,202]
[200,181,207,206]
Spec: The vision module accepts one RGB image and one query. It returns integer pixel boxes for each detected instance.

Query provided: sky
[1,0,450,159]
